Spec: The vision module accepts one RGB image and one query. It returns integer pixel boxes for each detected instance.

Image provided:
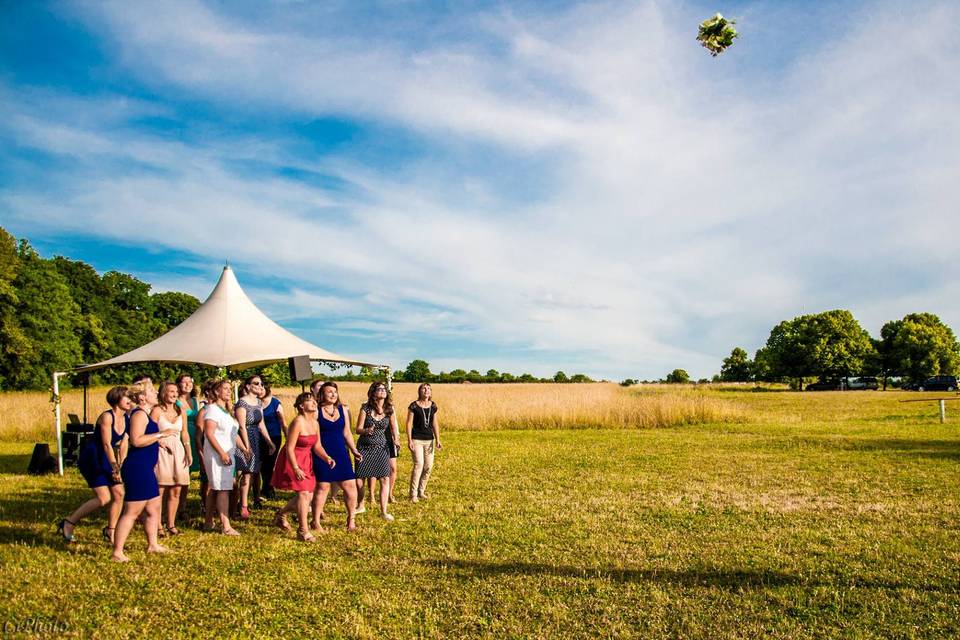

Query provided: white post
[384,367,393,392]
[939,399,946,424]
[52,371,67,476]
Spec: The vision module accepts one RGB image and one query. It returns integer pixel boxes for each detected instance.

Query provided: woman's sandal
[274,509,291,532]
[165,526,181,536]
[297,530,316,542]
[57,519,77,543]
[101,526,114,544]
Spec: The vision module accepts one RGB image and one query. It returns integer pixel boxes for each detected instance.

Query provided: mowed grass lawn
[0,388,958,638]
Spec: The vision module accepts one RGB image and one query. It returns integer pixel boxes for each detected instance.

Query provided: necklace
[322,406,338,419]
[420,403,432,430]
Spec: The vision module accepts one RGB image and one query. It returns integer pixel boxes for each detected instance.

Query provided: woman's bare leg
[378,476,391,518]
[165,486,182,529]
[297,491,313,535]
[112,500,146,562]
[388,459,397,502]
[107,485,124,537]
[145,496,167,553]
[65,486,111,536]
[341,481,358,531]
[312,483,330,528]
[217,491,234,532]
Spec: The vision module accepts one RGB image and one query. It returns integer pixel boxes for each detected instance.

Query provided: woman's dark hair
[201,379,218,401]
[293,392,315,414]
[240,375,262,397]
[261,379,273,397]
[175,373,197,398]
[318,381,341,407]
[106,385,128,408]
[365,381,393,416]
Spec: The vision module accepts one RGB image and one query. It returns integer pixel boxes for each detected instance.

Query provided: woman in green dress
[176,374,202,517]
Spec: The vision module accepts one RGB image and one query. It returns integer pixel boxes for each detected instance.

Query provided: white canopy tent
[51,265,387,475]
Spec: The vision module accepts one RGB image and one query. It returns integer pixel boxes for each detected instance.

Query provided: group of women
[60,375,442,559]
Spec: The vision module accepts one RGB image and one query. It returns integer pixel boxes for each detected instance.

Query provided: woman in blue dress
[258,380,285,501]
[311,382,362,531]
[59,386,130,544]
[111,383,179,562]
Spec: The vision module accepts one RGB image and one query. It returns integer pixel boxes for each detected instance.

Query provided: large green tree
[665,369,690,384]
[2,241,83,388]
[404,359,432,382]
[760,310,875,388]
[151,291,201,330]
[878,313,959,384]
[0,229,29,389]
[720,347,753,382]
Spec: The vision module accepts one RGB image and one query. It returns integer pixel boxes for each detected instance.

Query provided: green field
[0,389,958,638]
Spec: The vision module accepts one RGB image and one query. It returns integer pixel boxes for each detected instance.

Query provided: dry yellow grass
[0,382,745,442]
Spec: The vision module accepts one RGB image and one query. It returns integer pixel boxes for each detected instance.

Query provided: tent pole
[52,371,67,477]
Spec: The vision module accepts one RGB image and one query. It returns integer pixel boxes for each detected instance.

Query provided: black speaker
[288,355,312,382]
[72,371,91,386]
[28,443,56,475]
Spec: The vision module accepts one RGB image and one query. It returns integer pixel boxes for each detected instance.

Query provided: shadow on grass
[825,438,960,461]
[429,558,800,588]
[0,452,33,475]
[428,559,956,593]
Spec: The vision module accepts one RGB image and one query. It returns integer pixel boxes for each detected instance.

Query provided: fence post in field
[939,399,946,424]
[52,371,67,476]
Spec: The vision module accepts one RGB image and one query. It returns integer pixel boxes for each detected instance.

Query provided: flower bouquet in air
[696,13,738,56]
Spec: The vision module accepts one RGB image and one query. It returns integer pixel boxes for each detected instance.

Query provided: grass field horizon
[0,386,957,637]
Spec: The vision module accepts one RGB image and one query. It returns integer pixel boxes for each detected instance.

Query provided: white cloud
[3,0,959,379]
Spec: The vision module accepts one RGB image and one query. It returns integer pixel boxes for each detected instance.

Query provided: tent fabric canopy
[76,266,379,372]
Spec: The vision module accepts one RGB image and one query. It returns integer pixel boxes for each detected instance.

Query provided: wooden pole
[52,371,67,476]
[939,399,946,424]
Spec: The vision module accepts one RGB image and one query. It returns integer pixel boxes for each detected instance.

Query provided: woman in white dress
[202,379,249,535]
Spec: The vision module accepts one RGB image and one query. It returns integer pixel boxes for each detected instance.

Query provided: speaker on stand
[288,355,312,392]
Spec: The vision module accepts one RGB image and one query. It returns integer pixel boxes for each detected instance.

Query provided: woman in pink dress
[272,392,336,542]
[153,381,192,536]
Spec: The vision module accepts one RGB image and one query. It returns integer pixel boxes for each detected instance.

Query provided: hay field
[0,382,745,442]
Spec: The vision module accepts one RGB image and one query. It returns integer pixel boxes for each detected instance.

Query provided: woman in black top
[405,383,441,502]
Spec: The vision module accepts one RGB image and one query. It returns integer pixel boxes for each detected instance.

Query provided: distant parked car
[909,375,958,391]
[845,376,879,390]
[806,379,842,391]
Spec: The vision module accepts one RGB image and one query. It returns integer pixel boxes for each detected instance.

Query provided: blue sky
[1,1,958,380]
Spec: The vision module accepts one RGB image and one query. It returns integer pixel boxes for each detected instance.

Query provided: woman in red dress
[272,392,335,541]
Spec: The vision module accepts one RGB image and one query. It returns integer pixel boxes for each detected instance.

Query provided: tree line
[0,227,596,390]
[0,227,212,390]
[717,309,959,389]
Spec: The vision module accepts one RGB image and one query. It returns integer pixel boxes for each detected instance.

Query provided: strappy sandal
[297,529,316,542]
[165,526,181,536]
[57,519,77,543]
[274,509,291,532]
[101,526,114,544]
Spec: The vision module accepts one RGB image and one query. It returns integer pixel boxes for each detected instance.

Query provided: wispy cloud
[2,0,958,379]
